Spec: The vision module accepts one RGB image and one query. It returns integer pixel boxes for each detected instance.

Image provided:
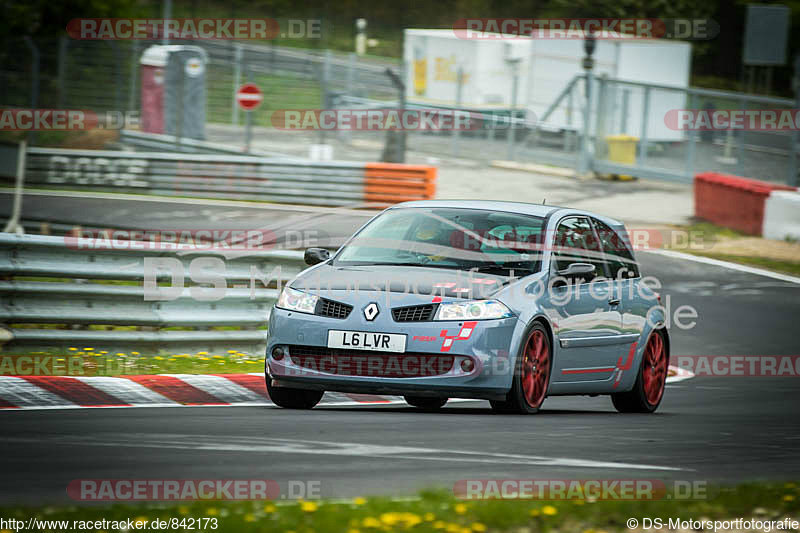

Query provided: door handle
[608,297,621,306]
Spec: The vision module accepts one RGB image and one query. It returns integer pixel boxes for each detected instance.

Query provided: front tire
[491,322,551,414]
[404,396,448,410]
[266,377,323,409]
[612,329,668,413]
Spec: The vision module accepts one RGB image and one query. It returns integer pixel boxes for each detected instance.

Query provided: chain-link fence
[2,35,797,185]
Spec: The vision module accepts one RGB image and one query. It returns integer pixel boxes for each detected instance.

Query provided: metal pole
[232,43,243,125]
[162,0,172,45]
[57,36,68,108]
[578,32,596,175]
[320,50,331,144]
[790,55,800,186]
[245,69,253,153]
[23,37,39,146]
[2,140,27,235]
[685,91,697,179]
[506,60,520,160]
[128,41,140,114]
[451,67,463,157]
[638,86,651,164]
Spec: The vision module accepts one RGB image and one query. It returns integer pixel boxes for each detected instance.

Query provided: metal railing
[20,147,369,207]
[12,147,436,207]
[0,233,308,354]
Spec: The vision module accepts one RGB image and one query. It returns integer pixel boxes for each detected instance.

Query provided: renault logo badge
[363,302,379,321]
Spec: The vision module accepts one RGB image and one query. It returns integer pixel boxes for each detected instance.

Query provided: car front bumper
[266,306,521,400]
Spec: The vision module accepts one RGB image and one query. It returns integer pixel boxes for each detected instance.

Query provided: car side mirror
[304,247,330,266]
[557,262,596,280]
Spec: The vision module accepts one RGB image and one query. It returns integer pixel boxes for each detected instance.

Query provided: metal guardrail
[117,130,296,159]
[0,233,307,354]
[13,147,436,207]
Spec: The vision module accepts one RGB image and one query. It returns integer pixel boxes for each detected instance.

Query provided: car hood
[290,263,512,300]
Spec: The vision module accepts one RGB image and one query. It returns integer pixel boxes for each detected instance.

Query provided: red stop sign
[236,83,263,111]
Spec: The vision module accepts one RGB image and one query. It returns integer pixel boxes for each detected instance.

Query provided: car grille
[315,298,352,319]
[288,345,454,378]
[392,304,437,322]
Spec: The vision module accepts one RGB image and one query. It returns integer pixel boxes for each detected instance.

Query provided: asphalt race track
[2,192,800,504]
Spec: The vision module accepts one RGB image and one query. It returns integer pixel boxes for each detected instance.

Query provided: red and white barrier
[694,172,798,236]
[763,190,800,242]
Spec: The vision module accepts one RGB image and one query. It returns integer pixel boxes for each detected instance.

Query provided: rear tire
[612,329,668,413]
[404,396,448,410]
[266,377,323,409]
[491,322,551,415]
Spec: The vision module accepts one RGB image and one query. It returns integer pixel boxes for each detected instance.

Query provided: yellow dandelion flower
[471,523,487,532]
[300,501,318,513]
[206,508,218,516]
[244,514,255,522]
[353,497,367,505]
[424,512,435,521]
[84,348,94,351]
[131,351,140,356]
[178,506,189,515]
[433,521,447,530]
[197,352,208,356]
[542,505,558,516]
[153,356,164,360]
[228,350,237,354]
[784,494,796,502]
[116,353,125,356]
[362,517,382,528]
[99,351,108,354]
[454,503,467,514]
[133,516,148,525]
[262,504,276,513]
[68,347,78,351]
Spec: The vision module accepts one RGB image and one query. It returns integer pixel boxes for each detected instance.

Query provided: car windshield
[334,207,545,275]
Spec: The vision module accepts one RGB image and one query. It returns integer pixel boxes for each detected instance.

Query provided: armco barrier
[0,233,306,354]
[13,148,436,208]
[694,172,795,235]
[763,190,800,242]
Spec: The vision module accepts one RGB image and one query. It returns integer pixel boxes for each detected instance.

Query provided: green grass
[0,350,263,376]
[664,222,800,276]
[1,482,798,532]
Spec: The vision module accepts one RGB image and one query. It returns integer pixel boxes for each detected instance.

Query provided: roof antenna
[542,198,546,205]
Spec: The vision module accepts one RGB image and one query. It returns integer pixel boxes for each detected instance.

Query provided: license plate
[327,330,406,353]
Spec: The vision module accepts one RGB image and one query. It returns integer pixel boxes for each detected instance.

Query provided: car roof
[390,199,560,217]
[389,200,626,232]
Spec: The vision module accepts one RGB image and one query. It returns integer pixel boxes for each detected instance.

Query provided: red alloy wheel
[642,332,667,406]
[521,329,550,408]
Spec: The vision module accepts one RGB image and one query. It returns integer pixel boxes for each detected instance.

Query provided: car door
[592,218,647,357]
[545,216,624,383]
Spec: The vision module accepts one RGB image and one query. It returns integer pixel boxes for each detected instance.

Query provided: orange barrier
[364,163,437,205]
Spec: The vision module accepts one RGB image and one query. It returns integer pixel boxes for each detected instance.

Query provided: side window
[552,217,606,279]
[593,219,640,279]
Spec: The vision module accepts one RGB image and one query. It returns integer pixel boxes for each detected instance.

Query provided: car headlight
[434,299,513,321]
[276,287,318,314]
